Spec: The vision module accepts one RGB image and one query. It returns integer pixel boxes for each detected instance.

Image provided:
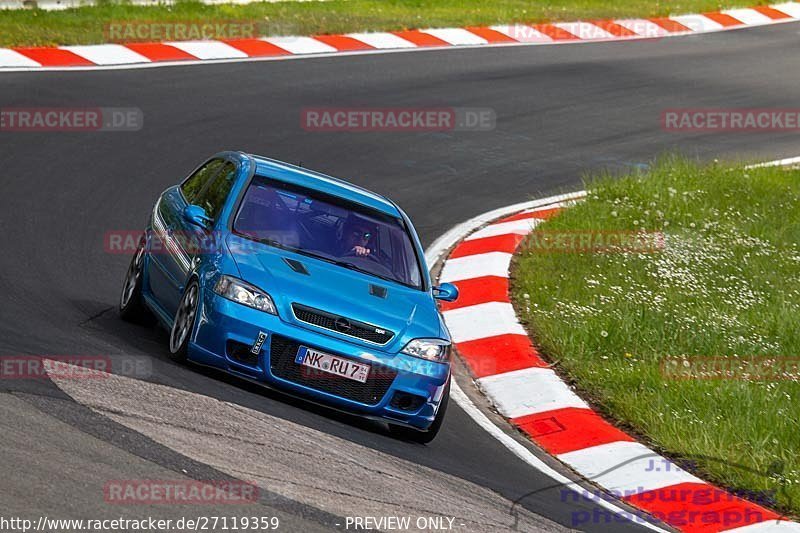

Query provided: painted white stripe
[346,32,417,49]
[721,8,774,25]
[520,201,581,215]
[558,441,703,494]
[466,217,542,241]
[725,521,800,532]
[420,28,488,46]
[746,155,800,168]
[552,22,614,40]
[426,192,667,533]
[669,14,724,32]
[771,2,800,18]
[614,19,671,38]
[165,41,247,60]
[489,25,551,43]
[60,44,150,65]
[0,49,41,67]
[443,302,526,343]
[264,36,337,54]
[477,367,589,418]
[439,252,512,282]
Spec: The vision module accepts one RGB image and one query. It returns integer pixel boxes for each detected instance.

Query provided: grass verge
[0,0,759,48]
[511,157,800,516]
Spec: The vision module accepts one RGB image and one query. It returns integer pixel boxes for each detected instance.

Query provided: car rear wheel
[169,281,199,363]
[119,240,153,324]
[389,377,450,444]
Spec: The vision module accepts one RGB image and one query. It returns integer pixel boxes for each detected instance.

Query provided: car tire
[389,377,450,444]
[119,240,153,324]
[168,280,200,363]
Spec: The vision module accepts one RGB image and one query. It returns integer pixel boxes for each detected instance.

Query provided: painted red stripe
[752,5,791,19]
[701,12,745,27]
[464,26,518,43]
[455,334,547,377]
[450,234,526,258]
[313,34,375,51]
[391,30,449,47]
[497,207,563,224]
[624,482,779,532]
[123,43,196,62]
[13,47,95,66]
[530,24,580,40]
[222,38,291,57]
[438,276,508,312]
[591,20,638,37]
[513,407,634,455]
[649,18,693,32]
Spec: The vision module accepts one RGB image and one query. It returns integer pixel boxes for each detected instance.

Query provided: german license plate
[295,346,370,383]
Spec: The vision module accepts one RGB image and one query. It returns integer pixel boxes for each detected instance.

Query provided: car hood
[226,234,445,351]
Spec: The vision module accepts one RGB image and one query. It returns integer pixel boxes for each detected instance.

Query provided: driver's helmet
[341,214,377,249]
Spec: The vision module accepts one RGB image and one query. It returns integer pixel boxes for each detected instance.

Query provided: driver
[340,216,376,258]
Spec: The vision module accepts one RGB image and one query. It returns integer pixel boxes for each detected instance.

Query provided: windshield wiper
[331,260,400,285]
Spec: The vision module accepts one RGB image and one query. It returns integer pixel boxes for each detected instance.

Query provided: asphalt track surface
[1,21,799,532]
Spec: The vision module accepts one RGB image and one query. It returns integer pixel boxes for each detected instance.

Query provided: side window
[194,162,238,222]
[180,159,224,203]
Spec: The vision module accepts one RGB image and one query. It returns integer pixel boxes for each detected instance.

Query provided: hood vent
[369,284,388,299]
[283,258,309,275]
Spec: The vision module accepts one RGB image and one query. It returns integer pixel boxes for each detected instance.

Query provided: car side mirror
[184,204,211,230]
[433,282,459,302]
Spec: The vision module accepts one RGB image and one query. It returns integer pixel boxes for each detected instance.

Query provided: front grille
[291,303,394,345]
[269,334,397,405]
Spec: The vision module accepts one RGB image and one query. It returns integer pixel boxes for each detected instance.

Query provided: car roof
[245,154,401,217]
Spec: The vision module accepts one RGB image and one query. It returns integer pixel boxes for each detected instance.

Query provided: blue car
[119,151,459,443]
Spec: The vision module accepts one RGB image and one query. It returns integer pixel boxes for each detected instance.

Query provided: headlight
[401,338,451,362]
[213,275,277,315]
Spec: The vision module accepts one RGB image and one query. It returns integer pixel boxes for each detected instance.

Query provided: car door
[148,158,225,316]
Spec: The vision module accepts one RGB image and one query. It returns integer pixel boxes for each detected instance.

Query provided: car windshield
[233,175,423,289]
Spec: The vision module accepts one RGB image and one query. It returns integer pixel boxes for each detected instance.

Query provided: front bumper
[188,292,450,430]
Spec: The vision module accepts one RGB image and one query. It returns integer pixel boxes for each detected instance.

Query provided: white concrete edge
[745,155,800,168]
[427,154,800,533]
[424,189,669,533]
[2,16,799,73]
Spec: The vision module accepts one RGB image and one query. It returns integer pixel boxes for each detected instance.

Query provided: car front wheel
[169,280,200,362]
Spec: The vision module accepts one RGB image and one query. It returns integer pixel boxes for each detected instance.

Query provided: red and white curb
[433,192,800,533]
[2,2,800,70]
